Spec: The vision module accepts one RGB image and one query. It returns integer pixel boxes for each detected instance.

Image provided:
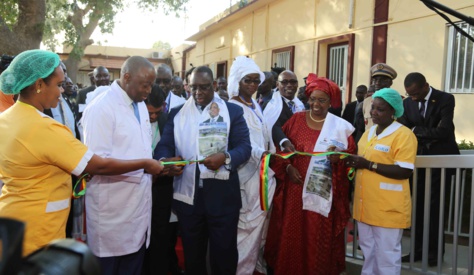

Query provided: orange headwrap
[0,93,14,112]
[305,73,341,109]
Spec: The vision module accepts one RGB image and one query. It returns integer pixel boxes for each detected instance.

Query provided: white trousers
[358,222,403,275]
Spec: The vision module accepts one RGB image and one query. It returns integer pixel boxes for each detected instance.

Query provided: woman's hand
[344,155,370,170]
[326,145,341,164]
[287,164,303,184]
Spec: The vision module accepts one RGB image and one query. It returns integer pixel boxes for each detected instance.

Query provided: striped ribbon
[259,151,355,211]
[73,173,90,198]
[71,160,205,198]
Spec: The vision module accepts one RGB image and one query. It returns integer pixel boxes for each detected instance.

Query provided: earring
[391,115,395,120]
[36,89,41,94]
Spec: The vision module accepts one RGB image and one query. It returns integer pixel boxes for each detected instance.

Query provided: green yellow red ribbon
[73,173,89,198]
[259,151,355,211]
[71,160,205,198]
[161,159,205,166]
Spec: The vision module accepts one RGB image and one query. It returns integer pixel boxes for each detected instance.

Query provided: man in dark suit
[203,102,224,123]
[263,70,305,152]
[155,66,251,275]
[399,72,460,266]
[76,66,110,120]
[257,71,275,108]
[342,84,367,136]
[143,85,182,275]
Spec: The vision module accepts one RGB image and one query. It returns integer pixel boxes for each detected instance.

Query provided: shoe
[402,254,421,263]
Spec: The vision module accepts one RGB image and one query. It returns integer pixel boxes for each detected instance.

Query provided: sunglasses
[242,78,260,85]
[189,84,213,92]
[279,79,298,85]
[156,78,171,84]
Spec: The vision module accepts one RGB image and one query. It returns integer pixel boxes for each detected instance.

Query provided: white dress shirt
[166,91,186,113]
[82,80,153,257]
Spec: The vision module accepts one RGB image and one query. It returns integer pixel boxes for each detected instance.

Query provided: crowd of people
[0,49,459,275]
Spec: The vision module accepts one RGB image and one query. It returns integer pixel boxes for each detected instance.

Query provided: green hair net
[372,88,404,118]
[0,50,60,95]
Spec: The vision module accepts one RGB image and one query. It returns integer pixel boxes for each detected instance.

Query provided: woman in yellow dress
[0,49,163,256]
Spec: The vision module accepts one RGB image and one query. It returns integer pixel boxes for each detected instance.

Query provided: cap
[370,63,397,80]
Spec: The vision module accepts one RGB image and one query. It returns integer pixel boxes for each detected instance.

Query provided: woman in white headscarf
[228,56,276,274]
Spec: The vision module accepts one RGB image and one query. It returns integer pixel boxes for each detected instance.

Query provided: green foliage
[152,40,171,51]
[458,139,474,150]
[0,0,18,29]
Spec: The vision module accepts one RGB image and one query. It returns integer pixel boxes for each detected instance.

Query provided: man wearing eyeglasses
[263,70,305,152]
[156,64,185,113]
[398,72,459,267]
[155,66,251,275]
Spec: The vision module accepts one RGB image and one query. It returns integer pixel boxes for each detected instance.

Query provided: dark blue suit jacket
[155,101,251,216]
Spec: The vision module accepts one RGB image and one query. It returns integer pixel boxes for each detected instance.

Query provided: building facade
[172,0,474,141]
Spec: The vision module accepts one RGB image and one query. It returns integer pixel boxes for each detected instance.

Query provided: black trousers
[143,179,176,275]
[177,188,239,275]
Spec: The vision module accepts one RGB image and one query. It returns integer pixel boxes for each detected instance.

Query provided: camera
[0,55,14,72]
[0,218,101,275]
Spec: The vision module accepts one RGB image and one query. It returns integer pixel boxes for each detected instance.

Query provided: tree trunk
[0,0,46,54]
[63,58,80,83]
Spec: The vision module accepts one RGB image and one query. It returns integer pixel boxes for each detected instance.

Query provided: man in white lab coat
[82,56,157,275]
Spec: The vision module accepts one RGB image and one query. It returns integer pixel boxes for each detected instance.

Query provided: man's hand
[202,152,226,171]
[282,140,296,153]
[144,159,164,175]
[160,156,184,176]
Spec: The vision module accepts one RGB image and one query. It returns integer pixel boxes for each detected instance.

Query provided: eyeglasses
[308,97,330,104]
[279,79,298,85]
[242,78,260,85]
[189,84,213,92]
[156,78,171,84]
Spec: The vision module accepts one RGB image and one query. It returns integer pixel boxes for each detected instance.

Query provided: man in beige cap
[360,63,397,131]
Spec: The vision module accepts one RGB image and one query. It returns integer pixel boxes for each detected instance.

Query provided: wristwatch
[224,152,231,165]
[371,162,378,171]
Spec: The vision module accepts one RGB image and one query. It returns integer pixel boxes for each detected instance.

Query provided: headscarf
[372,88,404,118]
[0,93,14,112]
[227,56,265,98]
[0,50,60,95]
[305,73,341,109]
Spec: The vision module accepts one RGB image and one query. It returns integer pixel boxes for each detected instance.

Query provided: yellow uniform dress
[0,102,92,255]
[353,122,417,229]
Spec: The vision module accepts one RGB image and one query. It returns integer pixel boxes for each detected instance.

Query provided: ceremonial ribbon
[259,151,355,211]
[73,173,90,198]
[71,160,205,198]
[161,159,205,166]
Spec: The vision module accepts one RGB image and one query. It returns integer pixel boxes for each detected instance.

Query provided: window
[272,46,295,71]
[328,44,348,90]
[445,22,474,93]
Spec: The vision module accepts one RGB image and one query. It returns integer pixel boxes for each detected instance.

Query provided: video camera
[0,218,101,275]
[0,55,14,72]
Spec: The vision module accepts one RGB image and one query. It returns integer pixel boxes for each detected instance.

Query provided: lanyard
[151,123,160,152]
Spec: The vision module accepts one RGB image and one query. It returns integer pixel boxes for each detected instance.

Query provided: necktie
[419,99,426,118]
[132,102,140,123]
[288,100,295,113]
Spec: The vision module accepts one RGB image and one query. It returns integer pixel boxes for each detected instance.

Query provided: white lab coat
[82,81,153,257]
